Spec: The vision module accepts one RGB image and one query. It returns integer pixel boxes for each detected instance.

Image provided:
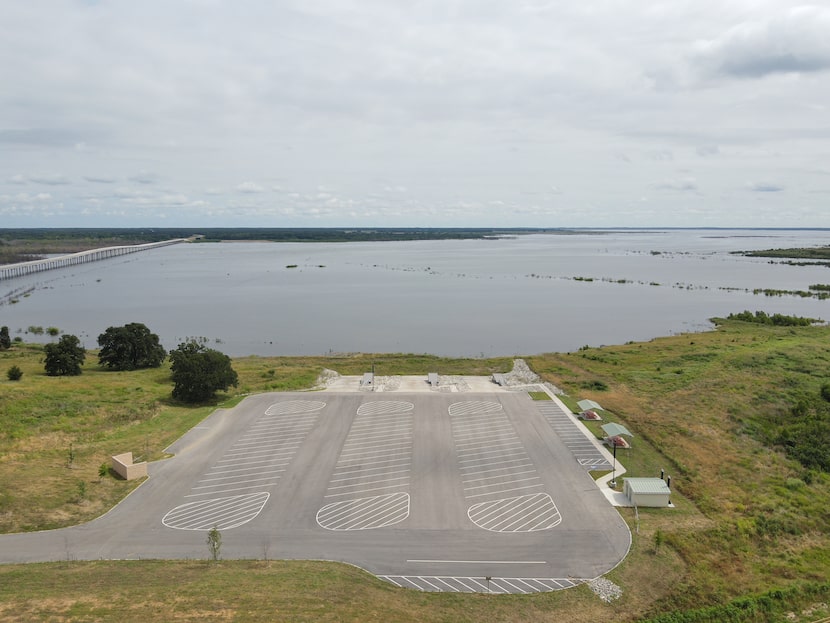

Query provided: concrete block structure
[111,452,148,481]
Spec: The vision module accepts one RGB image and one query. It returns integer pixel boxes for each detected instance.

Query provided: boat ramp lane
[0,239,188,281]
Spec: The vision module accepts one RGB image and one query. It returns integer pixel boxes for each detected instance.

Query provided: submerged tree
[44,334,86,376]
[98,322,166,371]
[169,341,238,403]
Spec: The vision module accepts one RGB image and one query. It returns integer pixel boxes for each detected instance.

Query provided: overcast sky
[2,1,829,228]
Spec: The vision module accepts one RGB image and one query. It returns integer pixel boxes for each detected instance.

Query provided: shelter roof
[577,399,603,411]
[602,423,633,438]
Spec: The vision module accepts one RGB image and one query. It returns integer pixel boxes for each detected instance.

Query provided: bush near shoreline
[1,319,829,622]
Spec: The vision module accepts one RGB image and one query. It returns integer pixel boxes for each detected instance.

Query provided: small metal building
[623,478,671,507]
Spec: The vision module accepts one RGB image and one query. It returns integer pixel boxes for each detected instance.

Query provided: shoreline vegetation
[0,227,573,265]
[3,226,828,264]
[1,317,830,621]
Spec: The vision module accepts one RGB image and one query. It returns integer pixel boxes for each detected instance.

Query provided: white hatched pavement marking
[317,492,410,530]
[265,400,326,415]
[447,401,503,417]
[318,401,413,526]
[377,575,584,594]
[450,401,542,502]
[163,492,270,530]
[165,400,324,528]
[356,400,414,416]
[535,402,611,470]
[467,492,562,532]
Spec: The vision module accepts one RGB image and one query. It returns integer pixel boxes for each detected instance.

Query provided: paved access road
[0,392,631,594]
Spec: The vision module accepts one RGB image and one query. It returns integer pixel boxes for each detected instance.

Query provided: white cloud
[28,174,71,185]
[654,177,699,192]
[692,6,830,79]
[236,181,265,193]
[128,172,160,185]
[0,1,827,226]
[746,181,785,192]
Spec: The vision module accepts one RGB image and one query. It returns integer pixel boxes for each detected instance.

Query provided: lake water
[2,229,830,357]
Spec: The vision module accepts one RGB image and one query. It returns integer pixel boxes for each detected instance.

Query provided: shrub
[6,365,23,381]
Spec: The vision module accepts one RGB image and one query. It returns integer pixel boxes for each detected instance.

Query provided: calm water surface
[2,229,829,356]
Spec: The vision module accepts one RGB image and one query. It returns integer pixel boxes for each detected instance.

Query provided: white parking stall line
[184,482,282,498]
[460,462,534,478]
[340,438,411,453]
[338,447,412,460]
[324,483,411,498]
[457,449,528,464]
[462,469,538,484]
[330,468,411,484]
[332,462,411,477]
[226,437,303,450]
[447,401,504,417]
[316,402,413,526]
[334,455,411,469]
[489,578,521,593]
[380,576,405,588]
[202,464,286,477]
[452,424,515,438]
[456,441,524,458]
[340,434,411,450]
[326,475,410,491]
[458,457,531,471]
[464,475,541,492]
[219,446,299,460]
[163,401,326,526]
[196,468,286,484]
[466,483,544,498]
[191,475,282,490]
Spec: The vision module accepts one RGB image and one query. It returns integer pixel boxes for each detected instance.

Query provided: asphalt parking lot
[0,390,631,594]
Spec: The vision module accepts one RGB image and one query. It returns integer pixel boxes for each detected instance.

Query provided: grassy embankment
[1,323,830,622]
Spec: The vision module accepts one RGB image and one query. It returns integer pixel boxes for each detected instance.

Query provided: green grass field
[1,322,830,622]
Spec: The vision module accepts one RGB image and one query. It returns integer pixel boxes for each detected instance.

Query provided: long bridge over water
[0,239,187,281]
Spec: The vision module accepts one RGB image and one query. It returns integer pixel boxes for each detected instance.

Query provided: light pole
[610,441,617,488]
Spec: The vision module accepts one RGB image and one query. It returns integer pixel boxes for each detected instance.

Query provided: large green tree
[0,326,10,350]
[169,341,238,403]
[43,334,86,376]
[97,322,166,370]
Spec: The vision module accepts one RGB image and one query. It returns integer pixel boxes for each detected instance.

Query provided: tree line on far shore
[0,322,237,403]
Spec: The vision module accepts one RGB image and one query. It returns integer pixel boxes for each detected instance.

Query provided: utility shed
[624,478,671,508]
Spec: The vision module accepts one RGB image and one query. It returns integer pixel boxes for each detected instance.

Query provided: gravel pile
[313,368,341,389]
[587,577,623,602]
[502,359,565,395]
